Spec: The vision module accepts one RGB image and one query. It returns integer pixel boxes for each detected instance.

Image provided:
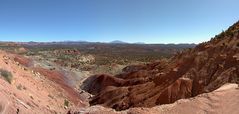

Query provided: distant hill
[110,40,128,44]
[133,42,145,44]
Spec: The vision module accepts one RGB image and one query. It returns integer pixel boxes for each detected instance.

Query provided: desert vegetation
[19,43,195,75]
[0,69,13,84]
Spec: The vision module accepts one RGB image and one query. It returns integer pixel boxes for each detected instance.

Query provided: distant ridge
[13,40,197,46]
[133,42,145,44]
[109,40,128,44]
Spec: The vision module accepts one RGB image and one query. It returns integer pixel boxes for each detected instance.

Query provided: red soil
[13,55,32,67]
[33,68,83,105]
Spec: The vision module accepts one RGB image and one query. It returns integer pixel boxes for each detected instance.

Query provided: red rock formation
[83,21,239,110]
[74,84,239,114]
[156,78,192,104]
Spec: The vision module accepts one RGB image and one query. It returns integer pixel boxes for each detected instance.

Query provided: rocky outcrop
[82,21,239,110]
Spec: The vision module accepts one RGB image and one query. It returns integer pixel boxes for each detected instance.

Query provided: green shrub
[64,99,69,107]
[0,69,13,84]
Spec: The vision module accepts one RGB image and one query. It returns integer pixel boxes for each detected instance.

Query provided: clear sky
[0,0,238,44]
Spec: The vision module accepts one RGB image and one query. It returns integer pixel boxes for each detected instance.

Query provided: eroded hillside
[82,21,239,111]
[77,83,239,114]
[0,51,86,114]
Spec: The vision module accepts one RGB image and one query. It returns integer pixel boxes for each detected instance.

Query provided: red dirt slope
[33,68,83,105]
[0,51,84,114]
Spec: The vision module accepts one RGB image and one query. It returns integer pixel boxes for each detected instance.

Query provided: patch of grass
[0,69,13,84]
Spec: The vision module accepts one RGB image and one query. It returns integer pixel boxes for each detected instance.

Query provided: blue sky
[0,0,238,44]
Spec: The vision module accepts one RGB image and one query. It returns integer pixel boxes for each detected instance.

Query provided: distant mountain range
[14,40,196,46]
[110,40,146,44]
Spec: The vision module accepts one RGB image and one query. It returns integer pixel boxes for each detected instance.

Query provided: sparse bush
[220,30,225,37]
[17,84,23,90]
[227,31,234,37]
[222,43,226,46]
[30,96,34,100]
[16,84,26,90]
[0,69,13,84]
[64,99,69,108]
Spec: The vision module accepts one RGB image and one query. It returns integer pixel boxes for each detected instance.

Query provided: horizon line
[0,40,199,45]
